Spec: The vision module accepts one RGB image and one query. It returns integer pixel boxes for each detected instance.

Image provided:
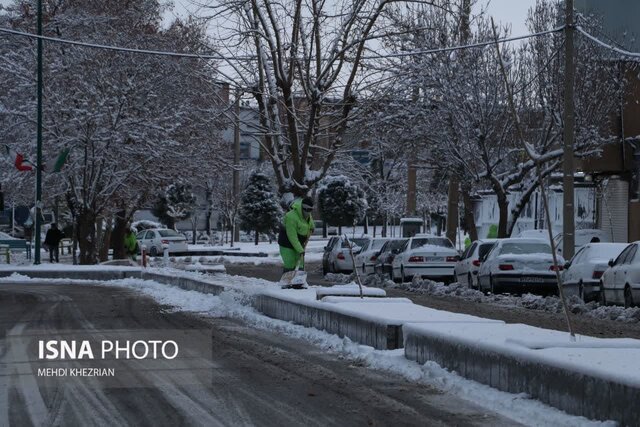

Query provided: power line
[364,26,566,59]
[576,25,640,59]
[0,25,565,62]
[0,26,256,61]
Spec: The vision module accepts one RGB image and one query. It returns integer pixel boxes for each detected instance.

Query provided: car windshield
[411,238,453,249]
[158,229,182,238]
[382,239,407,252]
[584,244,627,260]
[341,238,369,248]
[500,242,551,255]
[371,240,387,250]
[478,243,495,259]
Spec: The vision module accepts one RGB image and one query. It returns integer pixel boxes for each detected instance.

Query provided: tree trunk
[461,186,478,242]
[254,231,259,245]
[496,191,509,238]
[98,217,112,262]
[446,178,459,244]
[111,212,128,260]
[507,182,540,237]
[77,209,97,265]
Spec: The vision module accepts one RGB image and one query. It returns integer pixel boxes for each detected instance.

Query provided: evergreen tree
[238,172,282,245]
[152,183,196,229]
[318,176,368,234]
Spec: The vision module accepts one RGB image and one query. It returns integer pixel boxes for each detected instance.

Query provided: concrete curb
[0,269,140,281]
[140,271,225,295]
[254,294,403,350]
[404,325,639,425]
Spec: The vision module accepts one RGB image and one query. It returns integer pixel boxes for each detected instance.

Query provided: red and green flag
[3,145,34,171]
[45,148,70,173]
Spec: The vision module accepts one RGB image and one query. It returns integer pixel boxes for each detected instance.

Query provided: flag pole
[34,0,43,264]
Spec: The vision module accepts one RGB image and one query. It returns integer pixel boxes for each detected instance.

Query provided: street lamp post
[562,0,576,259]
[34,0,43,264]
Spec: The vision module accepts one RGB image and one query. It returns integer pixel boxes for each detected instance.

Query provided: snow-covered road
[0,282,521,426]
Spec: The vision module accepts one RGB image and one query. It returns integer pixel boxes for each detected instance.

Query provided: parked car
[516,229,550,240]
[600,241,640,308]
[354,238,390,276]
[391,234,458,283]
[554,229,611,257]
[454,239,498,288]
[322,236,370,274]
[477,238,564,295]
[562,243,627,302]
[373,239,408,280]
[135,228,188,256]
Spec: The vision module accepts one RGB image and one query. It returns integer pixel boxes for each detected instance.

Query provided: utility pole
[34,0,43,264]
[563,0,575,258]
[232,88,241,243]
[406,164,416,216]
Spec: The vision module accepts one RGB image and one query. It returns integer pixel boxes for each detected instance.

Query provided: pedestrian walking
[44,223,64,263]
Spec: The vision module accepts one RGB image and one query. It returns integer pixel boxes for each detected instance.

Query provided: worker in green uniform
[278,197,315,272]
[124,227,139,261]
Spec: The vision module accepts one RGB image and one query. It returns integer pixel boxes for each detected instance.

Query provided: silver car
[477,238,564,295]
[136,229,188,256]
[454,239,498,288]
[323,236,370,274]
[562,243,627,302]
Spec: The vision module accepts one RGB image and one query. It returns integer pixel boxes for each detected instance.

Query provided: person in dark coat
[44,223,65,263]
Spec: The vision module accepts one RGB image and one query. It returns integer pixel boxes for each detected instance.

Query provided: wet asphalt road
[0,282,517,427]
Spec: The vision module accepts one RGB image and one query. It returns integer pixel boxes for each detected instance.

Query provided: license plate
[426,257,444,262]
[521,276,544,283]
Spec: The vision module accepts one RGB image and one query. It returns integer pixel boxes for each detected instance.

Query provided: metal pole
[562,0,575,259]
[34,0,43,264]
[232,88,241,243]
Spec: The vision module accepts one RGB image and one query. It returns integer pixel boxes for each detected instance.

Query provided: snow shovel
[280,252,308,289]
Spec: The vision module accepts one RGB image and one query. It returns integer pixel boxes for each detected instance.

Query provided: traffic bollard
[162,243,169,267]
[141,245,147,268]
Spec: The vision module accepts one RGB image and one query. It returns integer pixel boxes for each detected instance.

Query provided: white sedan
[477,238,564,295]
[354,238,389,276]
[562,243,627,302]
[454,239,497,288]
[391,235,458,283]
[600,241,640,308]
[136,228,188,256]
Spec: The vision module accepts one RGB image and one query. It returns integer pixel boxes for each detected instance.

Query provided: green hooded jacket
[124,231,138,254]
[278,199,314,254]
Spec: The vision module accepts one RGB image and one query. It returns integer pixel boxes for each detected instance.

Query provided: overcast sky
[483,0,537,36]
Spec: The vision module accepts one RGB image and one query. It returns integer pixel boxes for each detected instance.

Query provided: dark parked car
[373,239,408,280]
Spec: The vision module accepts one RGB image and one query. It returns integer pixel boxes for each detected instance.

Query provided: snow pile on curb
[401,278,640,324]
[323,272,640,324]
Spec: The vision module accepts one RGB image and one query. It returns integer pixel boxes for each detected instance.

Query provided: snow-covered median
[97,277,612,427]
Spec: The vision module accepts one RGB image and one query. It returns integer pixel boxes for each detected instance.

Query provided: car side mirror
[324,246,328,251]
[608,259,614,267]
[564,261,571,270]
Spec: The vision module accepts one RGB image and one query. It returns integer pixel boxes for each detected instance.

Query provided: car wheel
[331,262,338,274]
[468,273,473,289]
[599,282,607,306]
[150,246,158,257]
[401,266,407,283]
[322,263,328,276]
[624,285,635,309]
[578,281,585,302]
[489,275,498,294]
